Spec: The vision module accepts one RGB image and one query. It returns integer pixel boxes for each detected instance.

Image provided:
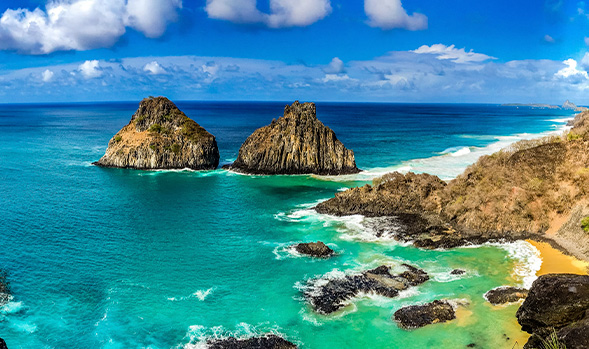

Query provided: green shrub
[171,143,181,153]
[113,135,122,142]
[537,329,566,349]
[582,216,589,232]
[149,144,157,151]
[567,132,582,141]
[149,124,162,133]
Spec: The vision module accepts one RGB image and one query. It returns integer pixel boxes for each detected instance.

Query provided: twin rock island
[94,96,360,175]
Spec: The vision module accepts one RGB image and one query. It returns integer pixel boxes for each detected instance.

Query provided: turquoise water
[0,102,576,348]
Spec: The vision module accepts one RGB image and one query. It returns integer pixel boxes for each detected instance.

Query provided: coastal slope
[225,101,359,175]
[94,97,219,170]
[316,110,589,259]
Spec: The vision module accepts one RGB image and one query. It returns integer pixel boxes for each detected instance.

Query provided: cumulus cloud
[0,0,182,55]
[364,0,427,31]
[544,34,555,43]
[143,61,166,75]
[42,69,54,82]
[205,0,331,28]
[555,59,588,79]
[79,60,103,79]
[323,57,345,74]
[412,44,496,63]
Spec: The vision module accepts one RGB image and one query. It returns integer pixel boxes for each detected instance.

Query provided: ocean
[0,102,575,348]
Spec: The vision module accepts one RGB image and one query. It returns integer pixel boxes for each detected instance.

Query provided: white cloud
[544,34,555,43]
[556,59,588,79]
[143,61,166,75]
[205,0,331,28]
[0,0,182,55]
[581,53,589,71]
[323,57,345,74]
[79,60,103,79]
[41,69,54,82]
[202,62,219,76]
[412,44,496,64]
[364,0,427,31]
[322,74,351,82]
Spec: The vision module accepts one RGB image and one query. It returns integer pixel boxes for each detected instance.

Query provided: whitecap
[168,288,214,302]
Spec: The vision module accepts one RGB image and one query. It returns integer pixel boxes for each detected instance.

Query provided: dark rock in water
[0,270,10,307]
[394,300,456,329]
[294,241,335,258]
[207,335,297,349]
[466,344,476,348]
[225,101,360,175]
[0,338,6,349]
[304,264,429,315]
[451,269,466,275]
[94,97,219,170]
[517,274,589,349]
[485,286,528,305]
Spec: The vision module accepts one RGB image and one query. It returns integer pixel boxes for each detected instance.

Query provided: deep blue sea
[0,102,576,348]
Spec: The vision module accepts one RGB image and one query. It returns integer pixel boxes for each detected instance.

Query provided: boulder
[94,97,219,170]
[517,274,589,348]
[394,300,456,329]
[225,101,359,175]
[484,287,528,305]
[294,241,335,258]
[450,269,465,275]
[304,264,429,314]
[0,271,10,307]
[0,338,6,349]
[207,335,297,349]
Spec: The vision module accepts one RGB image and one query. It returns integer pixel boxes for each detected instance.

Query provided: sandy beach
[527,240,589,276]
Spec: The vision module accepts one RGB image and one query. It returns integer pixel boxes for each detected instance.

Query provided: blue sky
[1,0,589,103]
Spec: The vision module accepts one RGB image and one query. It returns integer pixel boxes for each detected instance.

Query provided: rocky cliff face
[517,274,589,348]
[94,97,219,170]
[226,101,359,175]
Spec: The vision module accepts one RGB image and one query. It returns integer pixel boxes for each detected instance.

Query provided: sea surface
[0,102,576,348]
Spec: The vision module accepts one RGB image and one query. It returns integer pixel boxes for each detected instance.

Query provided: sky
[1,0,589,103]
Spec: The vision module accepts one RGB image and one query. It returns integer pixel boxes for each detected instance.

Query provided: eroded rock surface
[517,274,589,348]
[294,241,335,258]
[225,101,359,175]
[485,287,528,305]
[304,264,429,314]
[94,97,219,170]
[0,270,10,307]
[394,300,456,329]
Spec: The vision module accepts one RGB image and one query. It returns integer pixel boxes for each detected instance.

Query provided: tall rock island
[94,97,219,170]
[225,101,360,175]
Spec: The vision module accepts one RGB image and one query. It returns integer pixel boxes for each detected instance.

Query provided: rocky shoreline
[207,335,297,349]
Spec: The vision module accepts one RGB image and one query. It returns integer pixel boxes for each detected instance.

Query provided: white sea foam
[168,288,214,302]
[181,322,288,349]
[0,299,23,315]
[497,241,542,289]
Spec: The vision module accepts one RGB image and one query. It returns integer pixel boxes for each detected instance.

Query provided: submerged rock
[207,335,297,349]
[485,287,528,305]
[517,274,589,348]
[294,241,335,258]
[94,97,219,170]
[450,269,465,275]
[304,264,429,315]
[0,270,10,307]
[225,101,359,175]
[0,338,6,349]
[394,300,456,329]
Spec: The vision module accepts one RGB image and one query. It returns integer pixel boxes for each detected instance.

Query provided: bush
[171,143,181,154]
[113,135,122,142]
[582,216,589,232]
[538,329,567,349]
[567,132,582,141]
[148,124,162,133]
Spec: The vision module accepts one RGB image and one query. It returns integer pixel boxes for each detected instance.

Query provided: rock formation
[207,335,297,349]
[393,300,456,329]
[484,287,528,305]
[94,97,219,170]
[450,269,465,275]
[517,274,589,348]
[563,100,577,110]
[225,101,359,175]
[293,241,335,258]
[0,338,7,349]
[304,264,429,314]
[315,110,589,259]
